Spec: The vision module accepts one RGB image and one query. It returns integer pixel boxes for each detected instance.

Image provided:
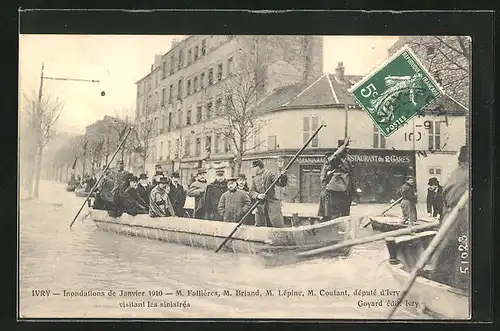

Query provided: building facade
[134,35,323,184]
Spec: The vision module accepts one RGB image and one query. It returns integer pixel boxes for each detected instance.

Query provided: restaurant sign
[298,152,412,164]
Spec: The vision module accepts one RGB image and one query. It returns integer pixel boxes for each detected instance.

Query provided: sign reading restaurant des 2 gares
[349,46,445,137]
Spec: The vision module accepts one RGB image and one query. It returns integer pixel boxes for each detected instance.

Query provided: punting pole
[214,124,327,253]
[386,190,469,319]
[69,126,134,229]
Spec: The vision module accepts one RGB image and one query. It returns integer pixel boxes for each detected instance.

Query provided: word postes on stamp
[349,46,444,137]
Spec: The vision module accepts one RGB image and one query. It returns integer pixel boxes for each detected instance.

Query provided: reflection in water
[19,181,428,319]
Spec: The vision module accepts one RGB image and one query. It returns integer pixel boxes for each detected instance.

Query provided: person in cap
[318,137,356,222]
[218,177,252,223]
[168,171,186,217]
[426,177,444,220]
[427,145,469,291]
[392,174,418,225]
[110,159,129,216]
[204,166,228,221]
[187,168,208,219]
[237,173,250,192]
[249,159,288,228]
[136,173,150,212]
[122,176,148,216]
[149,176,176,218]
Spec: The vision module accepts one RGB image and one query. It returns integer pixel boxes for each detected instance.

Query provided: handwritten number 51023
[361,83,379,98]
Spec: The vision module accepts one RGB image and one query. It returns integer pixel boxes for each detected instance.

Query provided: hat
[155,164,162,168]
[227,177,237,183]
[428,177,439,186]
[252,159,264,168]
[406,175,415,180]
[139,173,148,180]
[171,171,180,178]
[159,176,170,184]
[237,173,246,179]
[216,169,225,175]
[197,168,207,175]
[129,176,139,182]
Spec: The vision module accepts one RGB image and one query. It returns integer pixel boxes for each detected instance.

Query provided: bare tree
[20,90,63,198]
[395,36,470,108]
[214,58,267,176]
[129,117,156,173]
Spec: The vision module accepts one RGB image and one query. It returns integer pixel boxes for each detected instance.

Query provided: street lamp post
[31,63,101,199]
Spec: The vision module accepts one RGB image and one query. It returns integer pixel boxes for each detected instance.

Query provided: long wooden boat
[384,231,469,319]
[370,216,436,232]
[91,209,360,256]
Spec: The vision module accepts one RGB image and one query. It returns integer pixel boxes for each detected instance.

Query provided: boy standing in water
[392,175,418,226]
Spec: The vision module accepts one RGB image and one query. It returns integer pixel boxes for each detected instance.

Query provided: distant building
[134,35,323,184]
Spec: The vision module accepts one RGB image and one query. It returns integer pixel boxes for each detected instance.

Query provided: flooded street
[19,180,430,319]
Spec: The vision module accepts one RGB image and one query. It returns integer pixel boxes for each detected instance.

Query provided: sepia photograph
[19,33,471,320]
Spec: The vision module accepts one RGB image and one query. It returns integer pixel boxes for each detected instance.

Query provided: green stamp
[349,46,444,137]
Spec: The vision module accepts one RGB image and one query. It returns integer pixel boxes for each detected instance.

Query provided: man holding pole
[249,159,288,228]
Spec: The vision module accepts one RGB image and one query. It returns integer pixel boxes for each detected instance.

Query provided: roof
[254,82,310,113]
[272,73,363,109]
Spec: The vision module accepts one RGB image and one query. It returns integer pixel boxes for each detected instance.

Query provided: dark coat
[149,185,175,218]
[136,183,151,210]
[169,182,187,217]
[203,180,228,221]
[187,180,208,218]
[218,189,252,222]
[395,182,418,223]
[427,185,444,218]
[123,186,147,216]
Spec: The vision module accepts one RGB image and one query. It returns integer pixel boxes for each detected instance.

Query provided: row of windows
[144,115,444,154]
[139,36,235,96]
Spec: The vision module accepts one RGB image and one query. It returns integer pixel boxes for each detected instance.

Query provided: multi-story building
[135,35,323,185]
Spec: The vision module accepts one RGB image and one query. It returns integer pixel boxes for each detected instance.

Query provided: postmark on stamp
[349,46,445,137]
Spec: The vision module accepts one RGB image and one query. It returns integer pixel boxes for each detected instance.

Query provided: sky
[19,35,398,135]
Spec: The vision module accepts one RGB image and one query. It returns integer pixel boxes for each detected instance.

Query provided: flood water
[19,180,430,319]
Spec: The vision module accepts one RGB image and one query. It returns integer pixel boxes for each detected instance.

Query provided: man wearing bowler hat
[249,159,288,228]
[136,173,151,212]
[187,168,209,219]
[169,171,186,217]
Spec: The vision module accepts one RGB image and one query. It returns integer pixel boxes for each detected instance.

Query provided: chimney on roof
[335,62,345,81]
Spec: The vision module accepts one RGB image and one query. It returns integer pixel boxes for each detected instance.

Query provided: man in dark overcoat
[218,178,251,223]
[427,177,444,220]
[204,167,228,221]
[187,168,208,219]
[169,171,187,217]
[136,173,151,211]
[123,176,147,216]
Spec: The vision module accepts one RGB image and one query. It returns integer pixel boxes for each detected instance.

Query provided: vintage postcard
[19,33,471,320]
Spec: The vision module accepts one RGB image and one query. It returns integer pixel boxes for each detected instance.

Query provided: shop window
[428,121,441,150]
[373,123,386,148]
[268,135,277,151]
[303,116,319,147]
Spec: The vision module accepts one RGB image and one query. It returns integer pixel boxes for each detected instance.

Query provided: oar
[69,126,133,229]
[214,124,327,253]
[386,190,469,319]
[361,197,403,228]
[262,220,440,267]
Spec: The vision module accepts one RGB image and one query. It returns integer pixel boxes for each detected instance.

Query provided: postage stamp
[349,46,445,137]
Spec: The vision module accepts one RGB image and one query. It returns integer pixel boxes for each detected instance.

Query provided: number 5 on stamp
[349,46,445,137]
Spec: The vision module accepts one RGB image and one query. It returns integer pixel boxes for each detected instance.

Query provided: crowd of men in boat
[68,137,455,228]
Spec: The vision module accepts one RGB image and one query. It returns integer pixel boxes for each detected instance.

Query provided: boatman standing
[149,176,176,218]
[187,168,208,219]
[218,177,252,223]
[249,159,288,228]
[392,175,418,226]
